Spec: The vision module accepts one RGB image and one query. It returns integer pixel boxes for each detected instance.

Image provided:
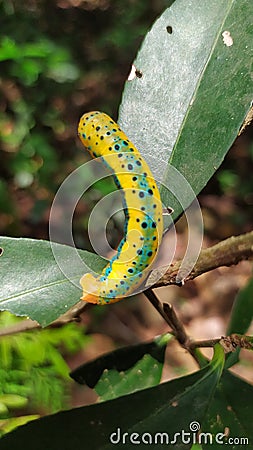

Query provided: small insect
[78,112,163,305]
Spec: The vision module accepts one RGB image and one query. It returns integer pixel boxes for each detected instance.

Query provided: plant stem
[152,230,253,288]
[144,289,200,362]
[0,231,252,337]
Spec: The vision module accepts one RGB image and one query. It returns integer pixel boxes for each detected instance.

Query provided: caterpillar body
[78,111,163,305]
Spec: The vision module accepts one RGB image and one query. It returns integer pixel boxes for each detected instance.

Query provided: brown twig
[190,334,253,353]
[0,231,252,337]
[144,290,253,361]
[152,230,253,288]
[162,303,189,347]
[0,318,40,336]
[144,289,176,329]
[0,301,89,337]
[145,231,252,362]
[189,338,221,349]
[144,289,200,362]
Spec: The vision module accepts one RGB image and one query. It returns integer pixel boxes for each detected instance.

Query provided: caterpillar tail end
[80,273,100,304]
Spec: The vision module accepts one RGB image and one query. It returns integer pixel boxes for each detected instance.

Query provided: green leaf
[226,277,253,335]
[0,395,28,410]
[0,345,224,450]
[0,37,19,61]
[71,334,172,401]
[0,415,39,437]
[95,354,164,401]
[225,276,253,368]
[119,0,253,219]
[71,334,171,387]
[0,404,8,416]
[0,237,106,327]
[202,370,253,449]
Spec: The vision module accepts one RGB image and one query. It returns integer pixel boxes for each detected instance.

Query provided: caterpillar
[78,111,163,305]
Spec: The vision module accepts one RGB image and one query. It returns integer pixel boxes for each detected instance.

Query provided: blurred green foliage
[0,312,89,425]
[0,0,167,240]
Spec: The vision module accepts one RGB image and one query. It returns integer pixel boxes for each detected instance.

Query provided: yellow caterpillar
[78,112,163,304]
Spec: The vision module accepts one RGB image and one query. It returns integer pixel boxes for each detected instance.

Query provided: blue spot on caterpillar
[78,111,163,305]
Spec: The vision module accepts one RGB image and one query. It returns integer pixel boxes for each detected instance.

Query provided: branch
[0,319,40,337]
[152,230,253,288]
[0,301,89,337]
[190,334,253,353]
[145,288,253,363]
[0,231,252,337]
[144,289,199,363]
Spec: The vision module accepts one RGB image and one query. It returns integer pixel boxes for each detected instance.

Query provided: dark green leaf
[71,334,171,400]
[71,334,170,387]
[0,345,224,450]
[94,353,164,401]
[225,276,253,368]
[226,277,253,335]
[0,237,106,327]
[119,0,253,220]
[202,370,253,449]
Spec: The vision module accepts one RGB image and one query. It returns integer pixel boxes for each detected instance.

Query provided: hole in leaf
[162,207,174,216]
[166,25,173,34]
[135,69,143,78]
